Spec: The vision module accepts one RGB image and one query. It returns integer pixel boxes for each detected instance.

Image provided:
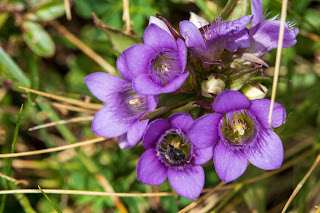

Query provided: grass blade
[38,185,63,213]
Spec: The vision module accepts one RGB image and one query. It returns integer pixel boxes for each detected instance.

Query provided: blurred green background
[0,0,320,212]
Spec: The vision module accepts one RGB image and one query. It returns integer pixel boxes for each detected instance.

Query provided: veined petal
[187,113,222,149]
[127,119,149,146]
[122,44,156,77]
[143,24,177,51]
[246,129,283,170]
[142,118,170,149]
[251,0,263,29]
[177,38,187,73]
[214,15,252,37]
[179,20,206,49]
[162,72,189,93]
[137,149,168,185]
[85,72,129,102]
[249,99,286,128]
[214,141,248,182]
[133,74,164,95]
[116,54,134,81]
[91,104,131,138]
[168,166,205,200]
[226,29,250,52]
[212,90,250,113]
[168,113,194,133]
[192,147,214,165]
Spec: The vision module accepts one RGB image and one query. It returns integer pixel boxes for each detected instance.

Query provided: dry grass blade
[122,0,131,33]
[19,86,102,110]
[51,102,98,114]
[0,189,176,197]
[178,182,225,213]
[268,0,288,126]
[0,172,28,186]
[49,20,116,74]
[0,137,107,158]
[28,116,94,131]
[64,0,72,20]
[281,152,320,213]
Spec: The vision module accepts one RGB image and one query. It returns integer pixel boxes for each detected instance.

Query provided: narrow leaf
[93,13,142,54]
[0,47,30,86]
[38,185,63,213]
[22,21,55,57]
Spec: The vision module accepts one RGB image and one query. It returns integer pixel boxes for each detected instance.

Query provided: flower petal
[85,72,129,102]
[187,113,222,149]
[149,16,172,36]
[214,141,248,182]
[251,0,263,29]
[127,119,149,146]
[142,119,170,149]
[168,166,205,200]
[137,149,168,185]
[249,99,286,128]
[246,129,284,170]
[143,24,177,51]
[214,15,252,37]
[122,44,156,77]
[177,38,187,72]
[162,72,189,93]
[168,113,194,133]
[116,54,134,81]
[225,29,250,52]
[179,20,205,49]
[147,95,158,111]
[189,12,208,28]
[118,134,132,150]
[133,74,164,95]
[192,147,214,165]
[212,90,250,113]
[91,104,131,138]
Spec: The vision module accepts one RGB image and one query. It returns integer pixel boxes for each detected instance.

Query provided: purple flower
[246,0,299,57]
[179,14,252,62]
[187,90,286,182]
[136,113,213,199]
[85,72,158,149]
[116,23,189,95]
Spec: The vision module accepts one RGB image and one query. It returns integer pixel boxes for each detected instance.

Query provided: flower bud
[241,83,268,100]
[201,75,225,98]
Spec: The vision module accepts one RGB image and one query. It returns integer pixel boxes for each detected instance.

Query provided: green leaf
[26,0,65,21]
[0,46,30,86]
[22,21,55,57]
[93,14,142,54]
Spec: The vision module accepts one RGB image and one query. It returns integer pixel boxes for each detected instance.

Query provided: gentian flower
[85,72,158,149]
[187,90,286,182]
[136,113,213,199]
[246,0,299,57]
[117,21,189,95]
[179,14,252,62]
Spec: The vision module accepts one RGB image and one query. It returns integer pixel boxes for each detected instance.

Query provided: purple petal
[142,119,170,149]
[122,44,156,77]
[118,134,132,150]
[168,113,194,133]
[137,149,168,185]
[177,38,187,72]
[146,95,158,111]
[212,90,250,113]
[85,72,129,102]
[168,166,204,200]
[214,141,248,182]
[246,129,283,170]
[149,16,172,36]
[251,0,263,29]
[162,72,189,93]
[91,105,131,137]
[179,20,205,49]
[116,54,134,81]
[249,99,286,128]
[133,74,164,95]
[249,20,298,57]
[187,113,222,149]
[127,119,149,146]
[226,29,250,52]
[214,15,252,37]
[192,147,214,165]
[143,24,177,51]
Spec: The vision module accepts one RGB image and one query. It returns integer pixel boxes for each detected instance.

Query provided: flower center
[123,88,148,114]
[220,110,256,145]
[151,51,182,86]
[156,130,192,166]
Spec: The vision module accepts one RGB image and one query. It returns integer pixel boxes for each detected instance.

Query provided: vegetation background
[0,0,320,212]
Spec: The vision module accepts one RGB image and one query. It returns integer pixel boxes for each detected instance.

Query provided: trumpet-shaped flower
[85,72,158,149]
[187,90,286,182]
[117,23,189,95]
[136,113,213,199]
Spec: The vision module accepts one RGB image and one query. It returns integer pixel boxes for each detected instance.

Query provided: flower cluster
[85,0,298,200]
